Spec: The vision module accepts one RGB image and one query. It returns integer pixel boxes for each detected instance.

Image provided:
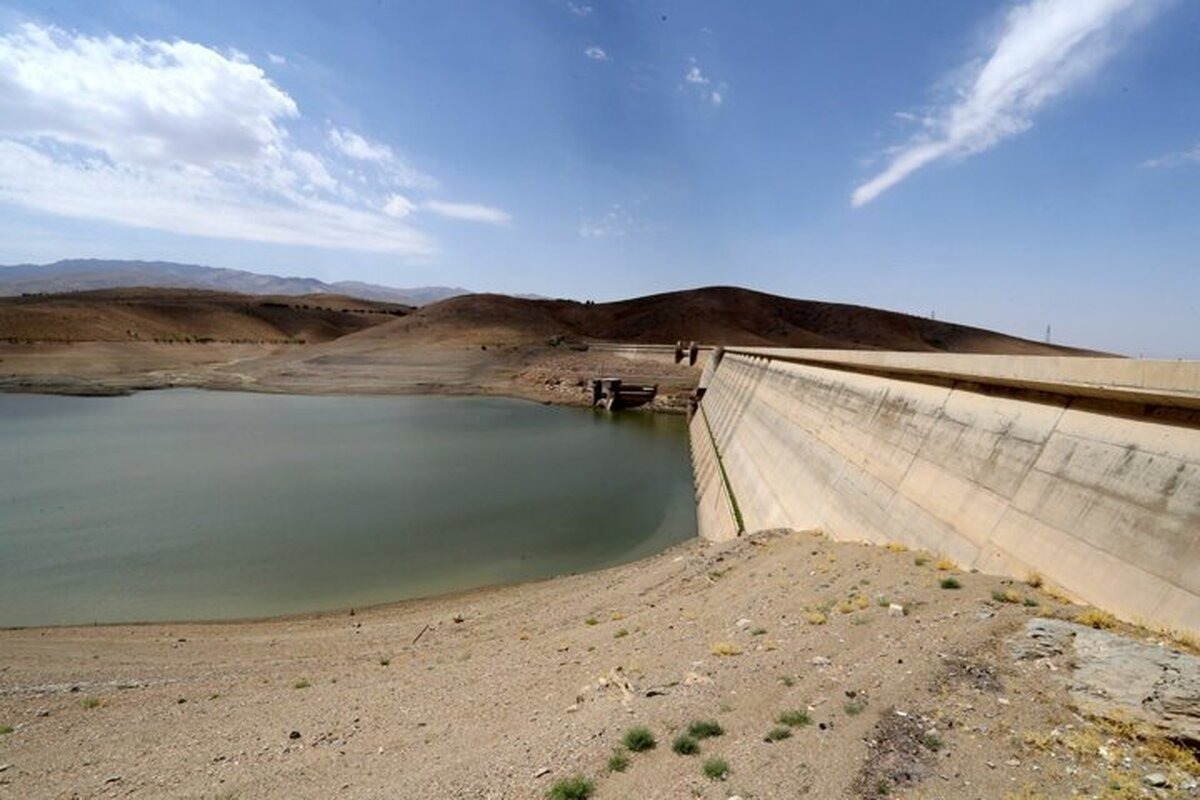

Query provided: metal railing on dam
[688,348,1200,636]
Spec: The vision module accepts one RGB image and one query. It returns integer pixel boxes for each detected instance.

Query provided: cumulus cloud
[1141,143,1200,168]
[684,65,709,85]
[423,200,511,225]
[584,46,608,61]
[0,23,502,255]
[851,0,1162,207]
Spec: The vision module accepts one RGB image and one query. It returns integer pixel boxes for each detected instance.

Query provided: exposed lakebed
[0,391,696,626]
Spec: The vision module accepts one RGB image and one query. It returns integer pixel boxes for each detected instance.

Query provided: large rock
[1011,618,1200,743]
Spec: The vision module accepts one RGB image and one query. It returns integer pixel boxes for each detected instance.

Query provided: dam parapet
[688,348,1200,636]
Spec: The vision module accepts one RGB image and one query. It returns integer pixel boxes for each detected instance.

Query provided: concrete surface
[690,349,1200,635]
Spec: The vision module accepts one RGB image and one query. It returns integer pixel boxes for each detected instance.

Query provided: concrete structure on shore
[688,348,1200,636]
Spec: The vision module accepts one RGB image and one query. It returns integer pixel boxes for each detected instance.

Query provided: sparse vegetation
[687,720,724,739]
[913,553,930,566]
[886,541,908,553]
[751,626,767,636]
[1025,572,1044,588]
[606,749,629,773]
[992,588,1021,604]
[1076,608,1117,629]
[935,557,956,571]
[702,756,729,780]
[804,611,828,625]
[613,628,628,639]
[777,709,811,727]
[584,617,598,626]
[710,641,742,656]
[764,726,792,742]
[622,726,656,752]
[292,679,311,689]
[379,657,391,666]
[922,732,943,751]
[672,734,700,755]
[0,724,13,735]
[546,776,594,800]
[844,698,868,716]
[780,675,796,688]
[939,577,962,590]
[81,696,107,709]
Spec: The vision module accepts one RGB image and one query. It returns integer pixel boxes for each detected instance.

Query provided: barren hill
[359,286,1092,354]
[0,288,410,344]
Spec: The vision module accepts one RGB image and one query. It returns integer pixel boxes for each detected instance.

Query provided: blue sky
[0,0,1197,356]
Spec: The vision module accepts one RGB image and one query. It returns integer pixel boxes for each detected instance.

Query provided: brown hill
[356,286,1093,354]
[0,288,411,344]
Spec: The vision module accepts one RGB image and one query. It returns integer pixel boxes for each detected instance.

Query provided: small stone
[0,764,10,773]
[810,656,831,666]
[534,767,552,778]
[1143,773,1169,788]
[452,614,465,624]
[735,618,752,629]
[1006,759,1021,767]
[888,603,905,618]
[35,708,49,717]
[104,775,121,784]
[288,731,301,740]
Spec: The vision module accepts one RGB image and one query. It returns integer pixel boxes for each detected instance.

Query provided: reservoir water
[0,391,697,627]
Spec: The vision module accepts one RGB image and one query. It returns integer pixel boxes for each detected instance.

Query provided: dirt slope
[0,288,410,344]
[367,286,1094,354]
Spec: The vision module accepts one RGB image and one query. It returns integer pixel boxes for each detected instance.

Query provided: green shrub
[0,724,13,735]
[672,735,700,755]
[777,709,811,727]
[623,726,656,752]
[547,776,594,800]
[939,577,961,590]
[687,720,724,739]
[764,726,792,742]
[702,757,729,780]
[606,750,629,773]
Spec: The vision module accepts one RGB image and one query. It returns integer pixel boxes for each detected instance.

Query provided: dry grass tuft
[710,641,742,657]
[885,542,908,553]
[935,557,957,571]
[1076,608,1118,630]
[804,611,828,626]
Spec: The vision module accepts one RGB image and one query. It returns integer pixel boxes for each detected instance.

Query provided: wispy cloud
[423,200,511,225]
[1141,143,1200,168]
[567,2,593,17]
[683,59,726,107]
[267,52,286,66]
[0,23,500,255]
[851,0,1162,208]
[584,46,608,62]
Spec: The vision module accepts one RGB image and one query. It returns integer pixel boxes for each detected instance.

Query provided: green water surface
[0,391,696,626]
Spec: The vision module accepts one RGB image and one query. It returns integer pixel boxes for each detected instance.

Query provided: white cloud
[852,0,1162,208]
[579,204,633,238]
[584,46,608,61]
[567,2,593,17]
[0,23,503,255]
[1141,143,1200,168]
[383,193,416,218]
[710,90,723,107]
[684,65,709,85]
[423,200,511,225]
[0,23,296,168]
[0,140,433,254]
[267,52,286,66]
[328,126,393,162]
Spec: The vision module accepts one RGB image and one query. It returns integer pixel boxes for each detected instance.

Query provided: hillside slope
[356,286,1094,355]
[0,288,410,344]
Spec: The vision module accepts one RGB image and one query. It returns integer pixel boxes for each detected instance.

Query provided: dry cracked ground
[1,530,1197,800]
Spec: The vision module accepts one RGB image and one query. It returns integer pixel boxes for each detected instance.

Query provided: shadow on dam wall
[688,348,1200,636]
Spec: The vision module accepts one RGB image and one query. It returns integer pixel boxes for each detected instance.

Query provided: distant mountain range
[0,259,468,306]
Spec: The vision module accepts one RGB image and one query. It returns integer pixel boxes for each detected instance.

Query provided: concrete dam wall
[688,348,1200,635]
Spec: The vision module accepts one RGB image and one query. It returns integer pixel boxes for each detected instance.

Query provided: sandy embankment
[2,530,1196,799]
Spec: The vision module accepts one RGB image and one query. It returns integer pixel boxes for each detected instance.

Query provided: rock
[1144,773,1169,788]
[104,775,121,784]
[0,764,10,773]
[888,604,905,618]
[533,767,551,778]
[1011,618,1200,744]
[35,708,49,717]
[452,614,465,624]
[289,731,301,740]
[810,656,831,666]
[735,618,752,629]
